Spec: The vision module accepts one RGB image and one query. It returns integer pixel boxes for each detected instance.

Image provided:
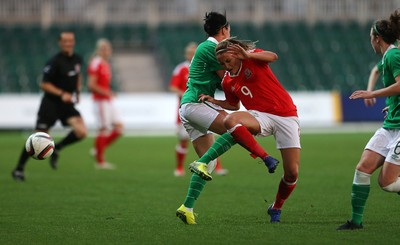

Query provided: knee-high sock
[175,144,188,170]
[229,124,268,159]
[198,133,236,164]
[183,174,207,208]
[15,146,30,171]
[95,135,107,163]
[105,129,121,147]
[56,131,82,150]
[272,176,297,209]
[351,170,371,225]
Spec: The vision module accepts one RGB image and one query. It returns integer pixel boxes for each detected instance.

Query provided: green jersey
[382,46,400,128]
[180,37,223,105]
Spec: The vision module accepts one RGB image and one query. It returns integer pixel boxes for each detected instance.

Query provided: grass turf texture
[0,131,398,244]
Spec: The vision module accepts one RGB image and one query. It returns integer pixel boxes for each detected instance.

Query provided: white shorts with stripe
[92,99,122,130]
[179,102,223,141]
[366,127,400,165]
[248,110,301,149]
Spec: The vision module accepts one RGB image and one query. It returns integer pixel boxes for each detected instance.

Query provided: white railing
[0,0,399,26]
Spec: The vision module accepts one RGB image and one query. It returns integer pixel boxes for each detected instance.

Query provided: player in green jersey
[337,9,400,230]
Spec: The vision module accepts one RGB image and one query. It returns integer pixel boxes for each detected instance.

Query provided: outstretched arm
[350,75,400,99]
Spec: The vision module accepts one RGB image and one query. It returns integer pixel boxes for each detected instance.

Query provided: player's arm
[350,75,400,99]
[87,74,112,97]
[364,65,380,106]
[228,44,278,63]
[40,81,73,103]
[169,85,185,97]
[198,94,240,111]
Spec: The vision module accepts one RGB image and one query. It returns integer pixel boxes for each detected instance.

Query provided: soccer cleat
[95,162,115,170]
[49,149,59,170]
[263,156,279,173]
[174,168,185,177]
[176,205,196,224]
[215,168,229,176]
[336,220,363,230]
[12,170,25,182]
[267,204,281,223]
[188,161,212,181]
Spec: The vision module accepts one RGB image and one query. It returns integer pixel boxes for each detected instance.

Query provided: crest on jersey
[244,68,252,79]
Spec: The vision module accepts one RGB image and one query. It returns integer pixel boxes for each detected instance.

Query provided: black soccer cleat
[12,170,25,182]
[49,149,59,170]
[336,220,363,230]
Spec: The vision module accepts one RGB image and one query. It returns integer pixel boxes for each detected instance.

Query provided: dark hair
[372,9,400,44]
[203,11,229,36]
[215,37,256,55]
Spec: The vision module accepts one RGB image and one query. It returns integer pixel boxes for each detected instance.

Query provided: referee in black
[12,32,88,181]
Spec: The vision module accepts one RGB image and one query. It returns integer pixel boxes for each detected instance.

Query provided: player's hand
[198,94,214,103]
[349,90,374,99]
[61,92,73,103]
[364,98,376,107]
[382,106,389,119]
[227,44,249,60]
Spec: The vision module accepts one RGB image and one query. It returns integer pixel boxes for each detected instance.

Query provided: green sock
[198,133,236,164]
[183,174,207,208]
[351,184,370,225]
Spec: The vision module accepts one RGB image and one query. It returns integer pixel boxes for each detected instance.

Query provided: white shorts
[366,128,400,165]
[177,123,190,140]
[248,110,301,149]
[179,102,223,141]
[93,99,122,130]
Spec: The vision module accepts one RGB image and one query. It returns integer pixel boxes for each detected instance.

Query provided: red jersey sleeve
[222,74,240,106]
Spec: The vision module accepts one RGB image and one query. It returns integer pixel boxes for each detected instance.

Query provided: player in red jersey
[169,42,227,176]
[190,38,300,223]
[88,39,123,169]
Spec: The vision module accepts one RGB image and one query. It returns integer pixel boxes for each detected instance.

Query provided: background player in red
[169,42,227,176]
[187,38,301,223]
[88,38,123,170]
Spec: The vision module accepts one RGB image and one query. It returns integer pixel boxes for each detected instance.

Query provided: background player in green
[337,9,400,230]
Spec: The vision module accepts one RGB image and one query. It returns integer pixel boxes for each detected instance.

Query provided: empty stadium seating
[0,21,381,93]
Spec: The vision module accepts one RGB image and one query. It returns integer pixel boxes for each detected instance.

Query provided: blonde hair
[215,37,257,55]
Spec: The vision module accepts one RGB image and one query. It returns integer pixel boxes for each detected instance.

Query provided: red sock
[273,177,297,209]
[215,158,222,170]
[104,130,121,147]
[229,124,268,159]
[95,135,107,163]
[175,144,187,170]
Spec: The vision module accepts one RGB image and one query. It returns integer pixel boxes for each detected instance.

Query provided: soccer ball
[25,132,55,160]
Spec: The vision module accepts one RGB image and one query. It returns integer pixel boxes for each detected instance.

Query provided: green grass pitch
[0,131,398,244]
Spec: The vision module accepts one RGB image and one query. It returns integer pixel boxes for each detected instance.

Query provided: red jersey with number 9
[221,49,297,117]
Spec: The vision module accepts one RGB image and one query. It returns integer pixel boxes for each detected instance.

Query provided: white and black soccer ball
[25,132,55,160]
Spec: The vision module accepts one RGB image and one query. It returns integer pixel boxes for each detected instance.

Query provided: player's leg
[174,123,189,176]
[51,115,87,168]
[379,162,400,192]
[268,147,300,223]
[378,139,400,193]
[177,133,215,224]
[103,101,123,148]
[337,128,389,230]
[12,98,56,180]
[176,103,227,224]
[224,111,278,173]
[337,150,383,230]
[12,129,51,181]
